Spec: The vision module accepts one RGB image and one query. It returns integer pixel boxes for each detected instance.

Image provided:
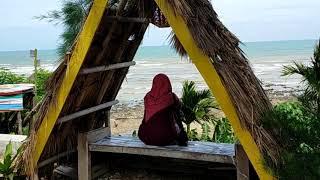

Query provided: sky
[0,0,319,51]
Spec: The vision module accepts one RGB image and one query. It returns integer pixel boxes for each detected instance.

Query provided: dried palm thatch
[166,0,280,164]
[20,0,154,176]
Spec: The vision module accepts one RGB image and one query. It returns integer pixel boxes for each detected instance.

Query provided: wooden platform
[89,136,235,165]
[76,129,251,180]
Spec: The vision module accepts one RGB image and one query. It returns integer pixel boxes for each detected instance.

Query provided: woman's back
[138,106,178,146]
[138,74,188,146]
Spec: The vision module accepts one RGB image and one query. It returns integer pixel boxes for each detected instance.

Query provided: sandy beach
[110,87,299,136]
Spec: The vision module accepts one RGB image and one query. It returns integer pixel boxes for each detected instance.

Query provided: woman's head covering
[144,74,176,122]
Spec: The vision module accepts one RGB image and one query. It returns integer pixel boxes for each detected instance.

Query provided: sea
[0,39,317,105]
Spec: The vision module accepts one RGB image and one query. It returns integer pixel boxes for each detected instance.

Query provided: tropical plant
[262,102,320,179]
[200,122,211,142]
[282,39,320,115]
[0,68,26,84]
[213,117,235,143]
[0,142,22,180]
[187,118,235,143]
[34,69,52,101]
[36,0,92,56]
[181,81,218,134]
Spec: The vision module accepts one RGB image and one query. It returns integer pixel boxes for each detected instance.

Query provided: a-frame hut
[21,0,279,179]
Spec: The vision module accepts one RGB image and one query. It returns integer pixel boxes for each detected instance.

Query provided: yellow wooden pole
[154,1,274,179]
[31,0,109,167]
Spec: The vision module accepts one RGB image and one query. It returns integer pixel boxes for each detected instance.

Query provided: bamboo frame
[154,0,274,179]
[31,0,109,167]
[80,61,136,74]
[57,100,119,124]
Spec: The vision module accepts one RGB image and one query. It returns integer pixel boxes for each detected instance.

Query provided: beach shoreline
[110,86,299,135]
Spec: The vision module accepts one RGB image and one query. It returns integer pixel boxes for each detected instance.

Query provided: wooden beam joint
[57,100,119,124]
[80,61,135,75]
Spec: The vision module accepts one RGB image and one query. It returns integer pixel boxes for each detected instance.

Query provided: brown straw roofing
[166,0,280,163]
[21,0,155,176]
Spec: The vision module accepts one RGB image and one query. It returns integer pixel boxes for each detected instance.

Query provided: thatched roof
[165,0,280,163]
[21,0,280,176]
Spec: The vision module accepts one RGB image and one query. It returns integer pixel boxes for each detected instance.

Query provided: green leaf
[4,141,13,161]
[0,162,6,173]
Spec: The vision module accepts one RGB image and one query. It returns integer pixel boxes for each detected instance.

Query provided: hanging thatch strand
[167,0,280,164]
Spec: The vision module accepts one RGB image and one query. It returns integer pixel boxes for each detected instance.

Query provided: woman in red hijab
[138,74,188,146]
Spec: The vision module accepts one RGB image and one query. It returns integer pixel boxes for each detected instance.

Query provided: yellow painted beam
[155,1,274,179]
[32,0,108,167]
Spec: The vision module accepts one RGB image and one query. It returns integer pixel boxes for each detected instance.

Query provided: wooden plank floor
[89,136,235,164]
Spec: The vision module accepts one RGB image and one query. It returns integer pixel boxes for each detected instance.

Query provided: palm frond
[282,62,309,77]
[34,10,62,24]
[181,81,217,126]
[196,89,212,100]
[313,39,320,62]
[36,0,92,57]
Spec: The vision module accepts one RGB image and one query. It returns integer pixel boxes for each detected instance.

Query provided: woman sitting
[138,74,188,146]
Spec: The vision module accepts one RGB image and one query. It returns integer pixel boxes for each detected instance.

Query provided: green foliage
[0,68,27,84]
[187,129,199,141]
[181,81,234,143]
[181,81,217,133]
[187,118,235,144]
[263,102,318,150]
[262,102,320,179]
[187,123,213,142]
[213,117,235,143]
[283,39,320,115]
[34,69,52,101]
[36,0,92,56]
[200,122,211,141]
[0,142,21,180]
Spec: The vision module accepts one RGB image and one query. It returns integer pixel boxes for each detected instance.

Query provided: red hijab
[144,74,176,122]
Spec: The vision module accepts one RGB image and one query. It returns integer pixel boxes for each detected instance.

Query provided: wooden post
[78,133,91,180]
[33,49,38,109]
[32,49,38,99]
[105,110,111,135]
[236,144,250,180]
[17,111,22,134]
[30,48,38,131]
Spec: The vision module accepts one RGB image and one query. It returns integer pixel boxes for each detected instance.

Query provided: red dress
[138,74,188,146]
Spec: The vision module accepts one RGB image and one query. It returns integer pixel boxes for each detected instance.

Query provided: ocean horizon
[0,39,317,103]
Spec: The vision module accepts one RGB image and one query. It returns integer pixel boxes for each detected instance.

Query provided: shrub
[0,141,22,180]
[34,69,52,101]
[213,117,235,143]
[262,102,320,179]
[181,81,217,134]
[0,68,26,84]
